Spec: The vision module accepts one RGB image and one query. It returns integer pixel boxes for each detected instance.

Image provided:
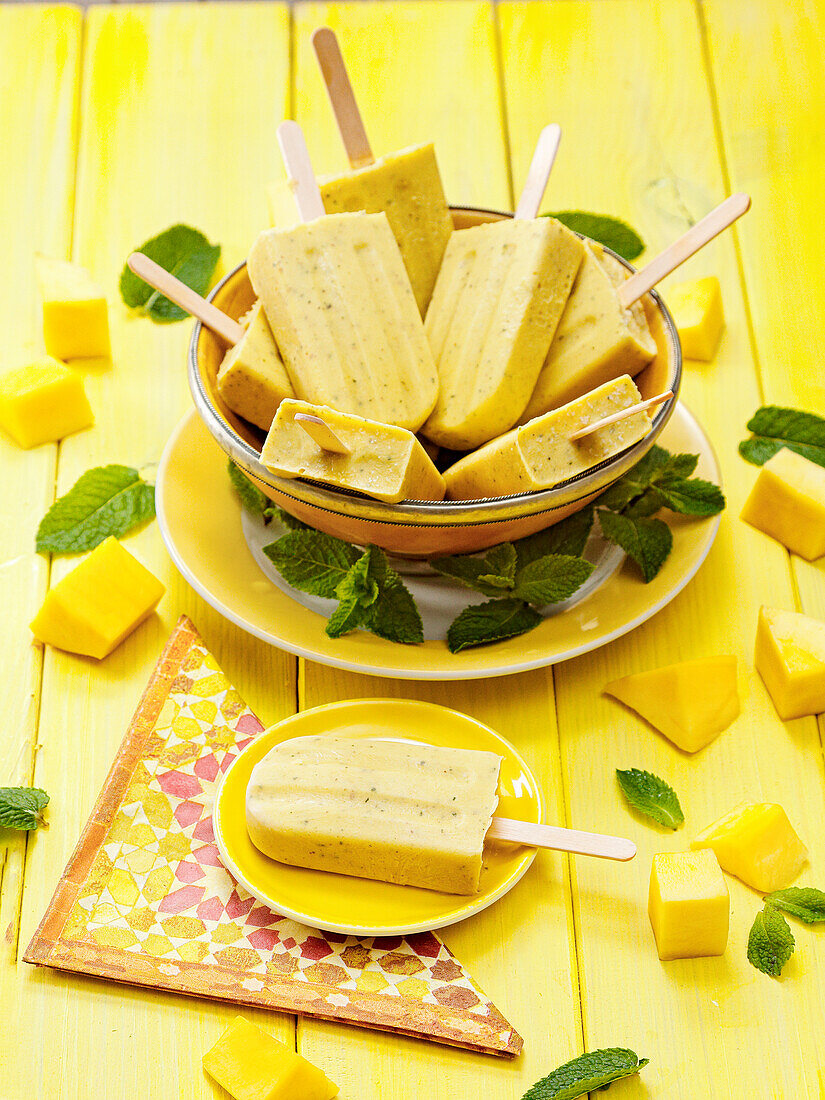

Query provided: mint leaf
[765,887,825,924]
[513,555,593,605]
[360,547,423,644]
[334,550,379,610]
[739,406,825,469]
[268,506,310,531]
[520,1047,649,1100]
[326,596,368,639]
[514,507,595,570]
[228,460,271,519]
[546,211,645,262]
[36,465,155,554]
[748,905,795,977]
[595,446,671,512]
[483,542,517,584]
[431,552,516,597]
[652,477,725,516]
[616,768,684,829]
[120,224,221,323]
[447,598,542,653]
[0,787,50,831]
[262,530,359,598]
[598,509,672,583]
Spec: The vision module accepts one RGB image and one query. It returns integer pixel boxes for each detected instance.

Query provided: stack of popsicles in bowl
[132,27,749,558]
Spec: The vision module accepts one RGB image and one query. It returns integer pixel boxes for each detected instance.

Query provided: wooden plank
[499,1,825,1096]
[0,0,81,982]
[291,3,579,1095]
[10,7,295,1099]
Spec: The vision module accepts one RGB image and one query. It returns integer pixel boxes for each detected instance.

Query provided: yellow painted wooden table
[2,3,824,1097]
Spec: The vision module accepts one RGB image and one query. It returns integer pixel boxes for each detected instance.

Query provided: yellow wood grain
[0,0,81,998]
[291,4,579,1095]
[8,7,296,1100]
[500,2,825,1096]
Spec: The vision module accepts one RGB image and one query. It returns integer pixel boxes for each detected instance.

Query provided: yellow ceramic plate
[213,699,542,936]
[156,404,721,680]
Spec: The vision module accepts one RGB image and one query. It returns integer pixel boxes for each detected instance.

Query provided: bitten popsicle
[422,125,585,451]
[248,122,439,433]
[246,735,636,896]
[260,399,446,503]
[444,375,656,500]
[310,27,453,315]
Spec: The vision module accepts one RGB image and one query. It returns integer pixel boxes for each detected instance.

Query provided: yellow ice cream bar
[246,735,502,894]
[203,1015,338,1100]
[260,399,445,503]
[423,217,585,450]
[36,255,111,360]
[217,301,295,430]
[444,375,650,500]
[248,212,438,433]
[521,243,656,421]
[319,143,453,316]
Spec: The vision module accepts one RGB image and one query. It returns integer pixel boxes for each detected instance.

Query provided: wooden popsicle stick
[488,816,636,862]
[312,27,374,170]
[568,389,674,442]
[126,253,244,345]
[513,123,562,221]
[294,413,352,455]
[618,192,751,309]
[277,120,326,223]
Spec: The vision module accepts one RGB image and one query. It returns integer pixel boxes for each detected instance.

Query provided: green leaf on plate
[447,598,542,653]
[262,529,360,599]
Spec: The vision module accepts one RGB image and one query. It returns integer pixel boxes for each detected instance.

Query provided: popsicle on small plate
[444,375,653,500]
[260,398,446,503]
[248,123,439,433]
[217,301,295,431]
[310,27,453,315]
[422,126,584,450]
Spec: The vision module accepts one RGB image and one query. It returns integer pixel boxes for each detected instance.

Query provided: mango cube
[0,357,93,448]
[666,276,724,360]
[202,1016,338,1100]
[30,537,164,659]
[741,448,825,560]
[648,849,729,960]
[36,255,110,360]
[604,656,739,752]
[755,605,825,719]
[691,802,808,892]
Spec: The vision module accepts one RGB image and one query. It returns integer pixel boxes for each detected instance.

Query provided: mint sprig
[764,887,825,924]
[739,406,825,469]
[598,510,673,584]
[0,787,50,831]
[545,212,645,262]
[263,530,360,599]
[36,465,155,554]
[616,768,684,829]
[120,224,221,323]
[520,1047,649,1100]
[748,904,795,977]
[447,599,542,653]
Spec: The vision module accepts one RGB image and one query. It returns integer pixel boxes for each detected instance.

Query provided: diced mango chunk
[648,849,729,960]
[36,255,111,360]
[30,537,164,660]
[666,276,724,360]
[0,357,93,448]
[202,1016,338,1100]
[604,656,739,752]
[741,448,825,561]
[755,605,825,719]
[691,802,807,892]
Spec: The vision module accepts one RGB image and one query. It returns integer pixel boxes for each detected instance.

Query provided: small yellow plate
[214,699,542,936]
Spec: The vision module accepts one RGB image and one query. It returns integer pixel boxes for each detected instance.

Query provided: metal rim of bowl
[188,206,683,529]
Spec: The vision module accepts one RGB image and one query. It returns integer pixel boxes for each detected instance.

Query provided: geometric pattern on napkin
[24,616,522,1057]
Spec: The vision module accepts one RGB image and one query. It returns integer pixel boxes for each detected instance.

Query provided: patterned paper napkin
[25,616,522,1057]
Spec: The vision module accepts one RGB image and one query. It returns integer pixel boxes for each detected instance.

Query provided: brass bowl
[188,207,681,558]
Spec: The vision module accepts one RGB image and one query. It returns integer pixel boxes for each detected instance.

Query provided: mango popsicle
[246,735,503,894]
[260,399,446,503]
[444,375,652,500]
[217,301,295,430]
[519,243,656,421]
[311,28,452,314]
